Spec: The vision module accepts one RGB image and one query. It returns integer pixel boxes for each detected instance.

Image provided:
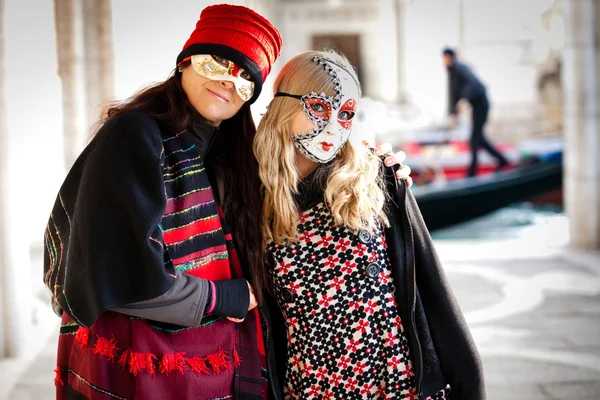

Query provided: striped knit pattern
[43,131,233,296]
[161,131,232,282]
[43,112,267,399]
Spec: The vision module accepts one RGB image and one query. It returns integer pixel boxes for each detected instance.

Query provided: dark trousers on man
[468,96,508,177]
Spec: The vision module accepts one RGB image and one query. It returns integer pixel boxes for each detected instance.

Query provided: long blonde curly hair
[254,50,388,244]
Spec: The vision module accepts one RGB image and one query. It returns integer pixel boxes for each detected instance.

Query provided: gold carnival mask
[191,54,255,102]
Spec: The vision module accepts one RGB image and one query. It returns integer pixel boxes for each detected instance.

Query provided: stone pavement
[3,236,600,399]
[436,241,600,399]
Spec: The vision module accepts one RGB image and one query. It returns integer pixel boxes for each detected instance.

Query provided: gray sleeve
[111,270,210,327]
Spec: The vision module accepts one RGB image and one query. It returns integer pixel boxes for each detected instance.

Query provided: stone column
[562,0,600,249]
[378,0,399,102]
[54,0,85,170]
[0,0,7,359]
[82,0,115,127]
[393,0,408,103]
[243,0,281,124]
[0,0,32,358]
[245,0,277,22]
[458,0,465,57]
[377,0,408,103]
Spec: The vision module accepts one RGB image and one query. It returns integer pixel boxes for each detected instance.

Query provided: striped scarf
[45,111,267,399]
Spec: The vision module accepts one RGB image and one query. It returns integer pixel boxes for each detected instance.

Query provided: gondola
[412,155,563,231]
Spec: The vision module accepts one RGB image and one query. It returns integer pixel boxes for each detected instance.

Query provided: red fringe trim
[78,328,241,378]
[129,353,141,376]
[145,353,157,376]
[206,347,231,374]
[75,326,90,352]
[233,346,241,367]
[159,352,187,375]
[118,349,157,376]
[118,349,133,370]
[53,366,64,387]
[92,335,119,361]
[186,357,210,376]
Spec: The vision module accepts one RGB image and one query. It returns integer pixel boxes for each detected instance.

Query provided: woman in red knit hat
[43,4,410,399]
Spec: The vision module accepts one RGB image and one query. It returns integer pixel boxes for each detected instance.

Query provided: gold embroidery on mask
[238,85,253,101]
[196,58,229,76]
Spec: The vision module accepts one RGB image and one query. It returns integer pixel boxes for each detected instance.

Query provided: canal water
[430,202,568,245]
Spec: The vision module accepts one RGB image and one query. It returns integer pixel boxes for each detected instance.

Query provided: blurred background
[0,0,598,399]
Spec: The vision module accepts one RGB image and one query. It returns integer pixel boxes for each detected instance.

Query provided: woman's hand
[227,282,257,323]
[371,142,413,187]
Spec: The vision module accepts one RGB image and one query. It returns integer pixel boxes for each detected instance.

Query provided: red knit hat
[177,4,282,103]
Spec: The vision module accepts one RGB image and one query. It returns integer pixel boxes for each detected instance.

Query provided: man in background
[443,47,509,177]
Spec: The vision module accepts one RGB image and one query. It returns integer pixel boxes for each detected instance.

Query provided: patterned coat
[263,166,485,400]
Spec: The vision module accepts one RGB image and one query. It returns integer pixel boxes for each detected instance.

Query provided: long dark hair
[103,69,193,132]
[207,106,266,302]
[103,69,267,303]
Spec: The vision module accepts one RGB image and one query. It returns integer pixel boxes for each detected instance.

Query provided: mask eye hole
[311,103,326,115]
[211,55,230,68]
[239,70,252,81]
[304,98,332,120]
[337,99,357,127]
[338,111,355,121]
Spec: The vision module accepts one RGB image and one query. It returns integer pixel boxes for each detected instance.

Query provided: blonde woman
[255,51,484,400]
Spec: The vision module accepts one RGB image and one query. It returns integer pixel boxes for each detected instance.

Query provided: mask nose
[323,123,336,135]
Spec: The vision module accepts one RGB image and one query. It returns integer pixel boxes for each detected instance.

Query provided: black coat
[262,165,485,400]
[448,61,487,115]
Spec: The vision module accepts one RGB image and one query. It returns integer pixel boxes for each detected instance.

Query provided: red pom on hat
[177,4,282,103]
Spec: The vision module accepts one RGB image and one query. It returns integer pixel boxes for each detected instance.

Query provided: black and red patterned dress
[269,193,450,399]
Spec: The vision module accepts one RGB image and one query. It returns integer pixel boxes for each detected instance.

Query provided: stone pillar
[54,0,85,170]
[393,0,408,103]
[82,0,115,127]
[458,0,465,57]
[562,0,600,249]
[0,0,32,358]
[55,0,114,171]
[0,0,7,359]
[243,0,281,124]
[377,0,408,103]
[378,0,399,102]
[245,0,277,22]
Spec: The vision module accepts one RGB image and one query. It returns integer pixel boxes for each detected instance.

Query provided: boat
[363,105,565,230]
[402,137,562,184]
[412,156,563,231]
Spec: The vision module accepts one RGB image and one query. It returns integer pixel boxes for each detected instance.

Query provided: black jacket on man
[448,61,487,115]
[262,165,486,400]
